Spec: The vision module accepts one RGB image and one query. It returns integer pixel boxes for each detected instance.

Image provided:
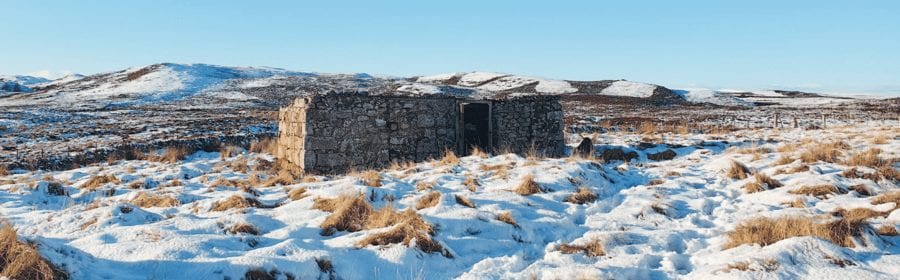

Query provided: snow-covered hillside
[1,124,897,279]
[674,88,753,107]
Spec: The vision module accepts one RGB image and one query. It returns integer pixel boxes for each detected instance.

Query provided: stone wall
[279,94,458,174]
[278,94,566,174]
[492,96,566,156]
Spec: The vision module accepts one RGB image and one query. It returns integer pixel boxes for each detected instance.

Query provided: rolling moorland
[0,63,898,279]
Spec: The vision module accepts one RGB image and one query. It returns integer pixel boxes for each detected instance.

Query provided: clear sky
[2,0,898,95]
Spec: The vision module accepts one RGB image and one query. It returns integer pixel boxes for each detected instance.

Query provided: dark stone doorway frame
[458,101,492,155]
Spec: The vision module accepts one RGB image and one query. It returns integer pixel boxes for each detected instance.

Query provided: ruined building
[277,93,565,174]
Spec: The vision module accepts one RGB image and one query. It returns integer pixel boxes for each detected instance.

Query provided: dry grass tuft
[775,156,796,165]
[0,223,67,280]
[455,195,476,208]
[514,174,543,195]
[0,165,8,176]
[227,222,260,235]
[318,194,373,236]
[799,141,847,163]
[287,187,308,201]
[416,191,442,210]
[464,174,479,192]
[743,173,783,193]
[871,191,900,209]
[497,211,519,228]
[415,181,435,191]
[354,170,382,188]
[470,146,489,158]
[871,133,889,145]
[849,184,871,196]
[355,207,450,257]
[480,163,510,180]
[564,187,598,204]
[130,192,179,208]
[788,184,844,199]
[833,208,890,222]
[724,216,867,248]
[250,137,278,154]
[726,160,752,180]
[438,150,460,166]
[777,143,799,153]
[558,239,605,257]
[211,195,262,212]
[263,170,297,187]
[784,198,806,208]
[80,174,120,191]
[151,146,192,163]
[877,224,898,236]
[844,148,884,168]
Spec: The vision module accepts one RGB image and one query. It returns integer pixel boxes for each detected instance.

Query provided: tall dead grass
[316,194,373,235]
[0,223,67,280]
[725,216,867,248]
[514,174,543,195]
[353,170,382,188]
[415,191,441,210]
[80,174,120,191]
[799,141,847,163]
[211,195,263,212]
[788,184,845,198]
[130,192,180,208]
[743,173,782,193]
[726,160,752,180]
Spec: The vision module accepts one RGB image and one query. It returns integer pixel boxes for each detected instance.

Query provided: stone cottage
[276,93,565,174]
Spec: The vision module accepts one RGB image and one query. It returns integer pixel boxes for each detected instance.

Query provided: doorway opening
[461,102,491,155]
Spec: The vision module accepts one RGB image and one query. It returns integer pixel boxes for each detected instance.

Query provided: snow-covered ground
[0,124,898,279]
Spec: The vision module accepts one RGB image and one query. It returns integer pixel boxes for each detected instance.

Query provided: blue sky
[1,0,898,95]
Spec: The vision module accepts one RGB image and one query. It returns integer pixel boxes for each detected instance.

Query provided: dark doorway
[461,103,490,155]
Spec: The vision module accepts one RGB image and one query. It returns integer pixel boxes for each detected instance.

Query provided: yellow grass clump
[833,208,890,222]
[317,194,373,236]
[871,133,889,145]
[354,170,382,188]
[437,150,460,166]
[844,148,884,168]
[871,191,900,209]
[287,187,308,201]
[799,141,847,163]
[564,187,598,204]
[416,191,442,210]
[726,160,752,180]
[0,223,67,280]
[356,207,451,258]
[514,174,543,195]
[151,146,192,163]
[211,195,263,212]
[724,216,867,249]
[464,174,479,192]
[480,163,510,180]
[415,181,435,191]
[80,174,120,191]
[743,173,783,193]
[455,195,476,208]
[130,192,180,208]
[250,137,278,154]
[558,239,605,257]
[788,184,844,199]
[0,165,8,176]
[877,225,898,236]
[497,211,519,228]
[263,170,297,187]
